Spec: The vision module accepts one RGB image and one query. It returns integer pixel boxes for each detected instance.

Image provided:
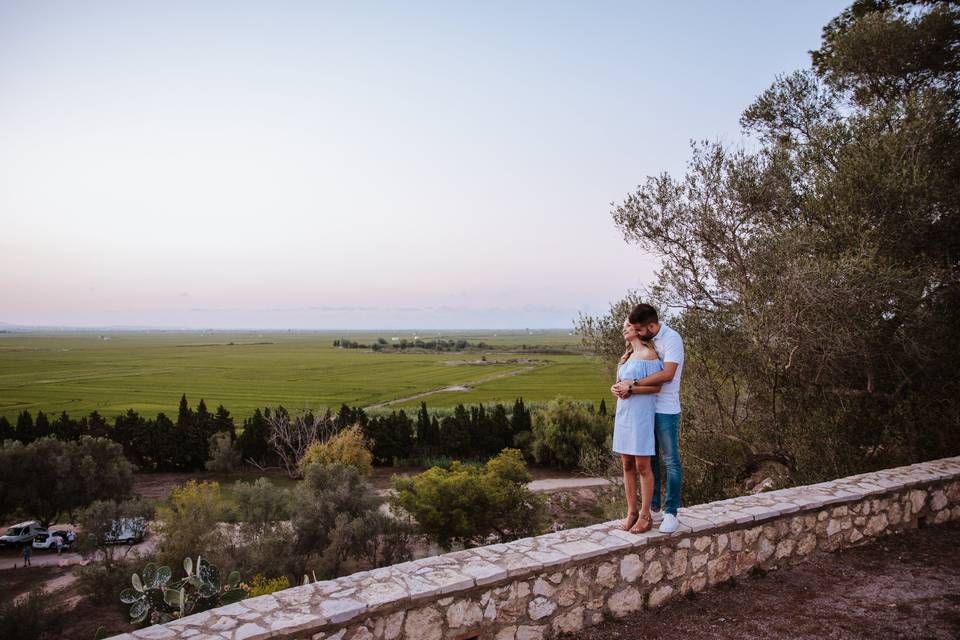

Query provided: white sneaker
[650,510,664,524]
[659,513,679,533]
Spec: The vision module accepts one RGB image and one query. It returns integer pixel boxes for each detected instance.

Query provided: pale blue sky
[0,1,848,329]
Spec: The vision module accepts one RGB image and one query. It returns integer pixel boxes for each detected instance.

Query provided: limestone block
[527,596,556,621]
[595,562,617,589]
[533,578,555,598]
[495,627,517,640]
[516,625,547,640]
[607,587,643,617]
[642,560,664,584]
[403,607,441,640]
[757,536,775,563]
[707,555,732,585]
[446,598,482,629]
[620,554,642,583]
[864,514,889,537]
[931,491,948,511]
[648,585,674,608]
[552,606,585,634]
[775,539,795,560]
[668,549,689,579]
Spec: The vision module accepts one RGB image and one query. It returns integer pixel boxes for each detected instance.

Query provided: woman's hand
[612,380,632,398]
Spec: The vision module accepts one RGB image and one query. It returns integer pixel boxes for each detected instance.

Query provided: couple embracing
[610,304,684,535]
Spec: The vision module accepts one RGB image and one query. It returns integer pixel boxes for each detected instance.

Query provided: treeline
[0,396,610,472]
[333,337,489,351]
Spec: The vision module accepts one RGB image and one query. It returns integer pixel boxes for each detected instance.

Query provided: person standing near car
[54,534,63,555]
[22,542,31,566]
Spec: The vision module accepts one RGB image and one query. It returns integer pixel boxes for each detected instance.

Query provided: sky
[0,1,849,330]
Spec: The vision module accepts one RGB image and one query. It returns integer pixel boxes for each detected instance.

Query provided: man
[613,303,684,533]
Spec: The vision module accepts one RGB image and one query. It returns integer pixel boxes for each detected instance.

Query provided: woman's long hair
[619,336,658,365]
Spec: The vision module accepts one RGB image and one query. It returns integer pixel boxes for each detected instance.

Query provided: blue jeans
[651,412,682,516]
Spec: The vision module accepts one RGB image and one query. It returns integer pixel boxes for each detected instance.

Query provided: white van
[0,521,45,547]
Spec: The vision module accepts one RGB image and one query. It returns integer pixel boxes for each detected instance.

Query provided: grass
[0,330,612,422]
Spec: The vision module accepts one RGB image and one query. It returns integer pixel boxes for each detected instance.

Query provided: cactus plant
[120,556,245,626]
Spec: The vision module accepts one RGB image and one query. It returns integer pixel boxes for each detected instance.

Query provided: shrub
[0,589,66,640]
[155,481,224,568]
[74,556,141,605]
[530,397,610,469]
[205,431,241,473]
[391,448,546,549]
[246,574,290,597]
[298,425,373,476]
[225,478,293,578]
[292,463,410,578]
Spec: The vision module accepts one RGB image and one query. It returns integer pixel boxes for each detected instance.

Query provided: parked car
[0,521,45,548]
[103,517,147,545]
[32,529,73,551]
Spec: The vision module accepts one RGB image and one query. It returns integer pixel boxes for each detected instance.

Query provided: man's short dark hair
[629,303,659,325]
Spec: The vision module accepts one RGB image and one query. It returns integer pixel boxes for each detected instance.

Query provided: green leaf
[119,588,140,604]
[183,556,193,576]
[227,571,241,589]
[163,588,183,609]
[220,588,245,604]
[141,563,157,586]
[131,573,144,593]
[199,582,217,599]
[154,565,172,587]
[129,599,148,622]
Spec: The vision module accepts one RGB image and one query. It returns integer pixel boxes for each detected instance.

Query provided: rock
[234,624,267,640]
[691,553,709,571]
[382,611,404,640]
[533,578,555,597]
[648,585,674,607]
[825,519,842,537]
[552,606,584,634]
[495,627,517,640]
[595,562,617,588]
[797,534,817,555]
[757,536,775,563]
[620,554,642,582]
[707,555,732,584]
[404,607,442,640]
[775,539,795,559]
[642,560,664,584]
[694,536,711,551]
[864,514,889,537]
[446,599,482,628]
[516,625,547,640]
[668,549,689,579]
[527,597,557,621]
[932,492,948,511]
[607,587,643,617]
[716,534,729,554]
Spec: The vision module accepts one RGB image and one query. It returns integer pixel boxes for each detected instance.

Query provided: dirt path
[577,521,960,640]
[363,364,542,410]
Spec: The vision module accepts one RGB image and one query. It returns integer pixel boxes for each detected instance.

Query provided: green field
[0,330,613,422]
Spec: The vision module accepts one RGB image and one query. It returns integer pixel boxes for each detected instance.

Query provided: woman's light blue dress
[612,358,663,456]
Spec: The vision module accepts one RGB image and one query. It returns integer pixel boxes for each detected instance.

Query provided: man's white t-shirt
[652,323,684,414]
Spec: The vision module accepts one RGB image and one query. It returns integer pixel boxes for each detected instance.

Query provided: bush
[246,574,290,597]
[205,431,241,473]
[391,448,546,550]
[298,425,373,476]
[530,397,610,469]
[292,463,410,578]
[225,478,293,578]
[0,589,66,640]
[155,481,224,568]
[74,556,141,605]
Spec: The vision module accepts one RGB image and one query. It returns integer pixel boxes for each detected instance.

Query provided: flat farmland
[0,330,613,421]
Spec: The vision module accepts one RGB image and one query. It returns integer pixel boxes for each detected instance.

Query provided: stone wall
[113,456,960,640]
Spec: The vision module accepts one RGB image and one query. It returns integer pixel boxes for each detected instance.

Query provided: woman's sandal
[619,512,640,531]
[629,513,653,534]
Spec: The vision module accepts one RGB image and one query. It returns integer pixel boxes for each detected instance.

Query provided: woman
[611,317,663,534]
